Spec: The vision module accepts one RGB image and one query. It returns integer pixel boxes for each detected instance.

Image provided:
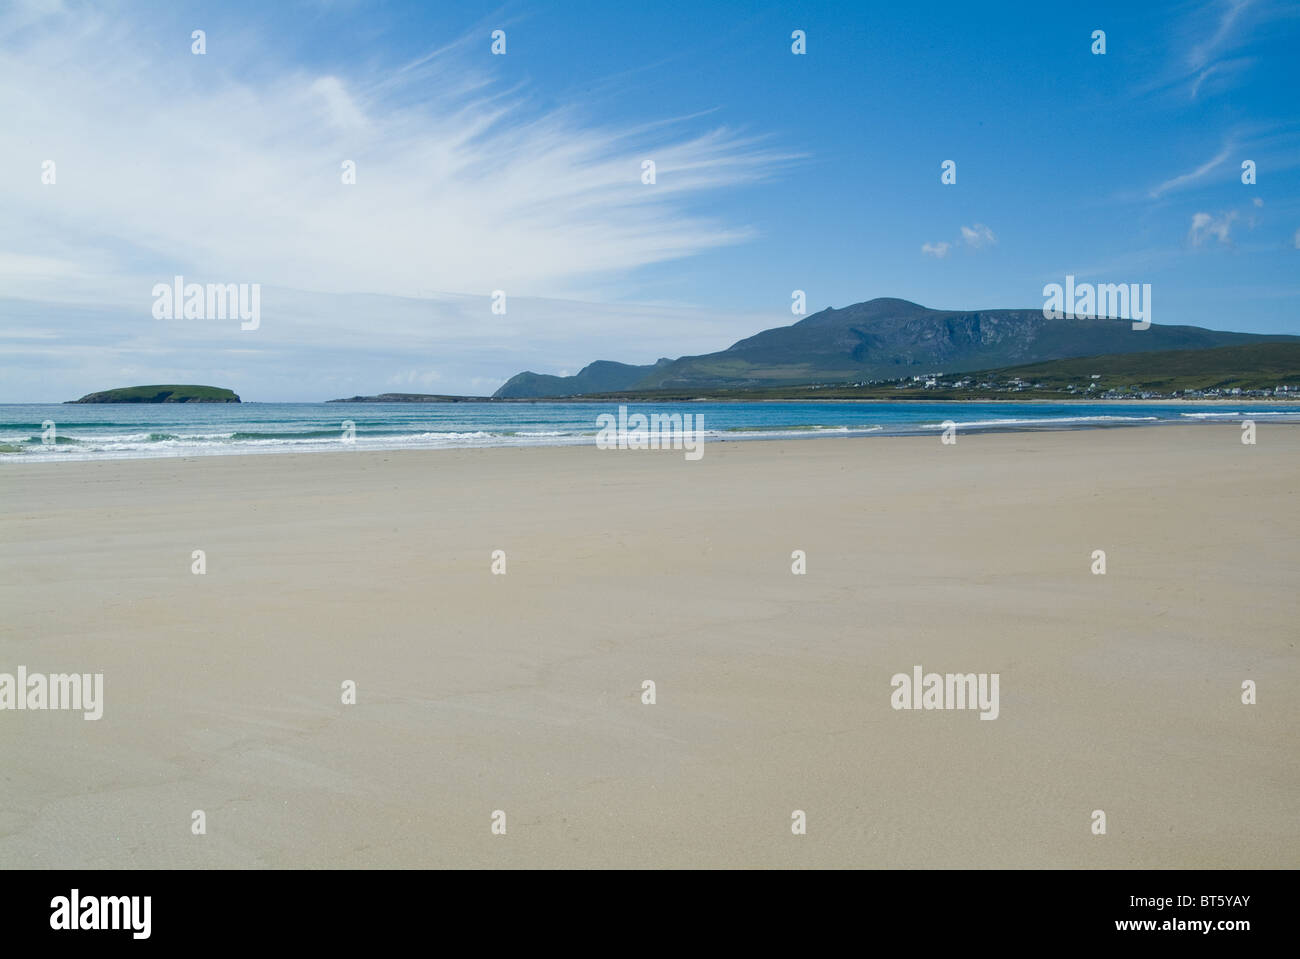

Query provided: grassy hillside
[552,343,1300,401]
[68,385,241,403]
[950,343,1300,394]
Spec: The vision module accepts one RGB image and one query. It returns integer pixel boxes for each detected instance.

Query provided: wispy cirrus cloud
[1188,0,1254,71]
[1130,0,1294,104]
[0,1,798,305]
[1189,57,1256,98]
[1149,142,1235,198]
[0,0,801,400]
[1190,0,1258,72]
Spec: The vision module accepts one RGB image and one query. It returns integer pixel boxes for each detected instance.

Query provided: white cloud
[1189,0,1253,70]
[0,287,777,401]
[1189,57,1255,99]
[959,224,996,248]
[0,2,806,401]
[921,225,993,258]
[310,76,371,132]
[0,3,797,304]
[386,369,443,389]
[1188,210,1238,245]
[1149,143,1233,198]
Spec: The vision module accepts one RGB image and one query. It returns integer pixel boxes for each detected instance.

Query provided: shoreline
[2,414,1293,467]
[5,396,1299,406]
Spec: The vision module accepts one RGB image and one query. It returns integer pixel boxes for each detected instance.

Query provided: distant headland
[327,393,491,403]
[66,385,241,404]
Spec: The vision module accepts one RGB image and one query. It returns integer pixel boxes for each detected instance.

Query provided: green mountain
[67,385,241,403]
[494,298,1300,397]
[494,358,671,398]
[556,342,1300,401]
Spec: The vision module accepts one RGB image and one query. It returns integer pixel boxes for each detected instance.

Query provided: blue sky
[2,0,1297,400]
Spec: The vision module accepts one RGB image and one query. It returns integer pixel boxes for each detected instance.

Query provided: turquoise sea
[1,401,1296,462]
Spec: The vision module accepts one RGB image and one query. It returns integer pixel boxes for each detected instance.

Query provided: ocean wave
[918,415,1159,429]
[722,424,880,434]
[4,403,1296,462]
[0,427,594,460]
[1179,411,1299,419]
[21,434,85,445]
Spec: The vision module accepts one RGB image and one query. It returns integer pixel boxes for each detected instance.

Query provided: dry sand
[1,424,1296,868]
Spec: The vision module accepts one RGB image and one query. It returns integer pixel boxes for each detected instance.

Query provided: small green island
[66,385,241,404]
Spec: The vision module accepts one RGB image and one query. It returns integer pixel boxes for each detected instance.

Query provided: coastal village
[874,373,1299,401]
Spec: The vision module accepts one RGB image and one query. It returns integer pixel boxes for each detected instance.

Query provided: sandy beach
[1,424,1296,869]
